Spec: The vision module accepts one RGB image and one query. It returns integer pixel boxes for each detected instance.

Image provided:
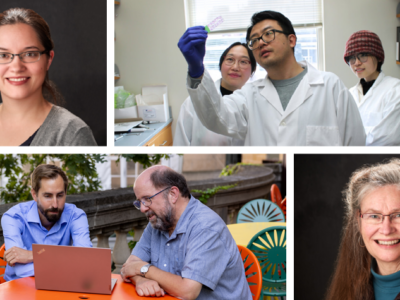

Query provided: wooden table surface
[227,222,286,246]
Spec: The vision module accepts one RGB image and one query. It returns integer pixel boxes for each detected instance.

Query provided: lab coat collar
[256,60,324,117]
[357,72,385,107]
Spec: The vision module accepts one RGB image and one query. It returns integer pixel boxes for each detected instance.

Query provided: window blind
[186,0,322,32]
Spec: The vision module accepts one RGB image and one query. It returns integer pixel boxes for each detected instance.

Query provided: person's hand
[135,277,165,297]
[120,260,147,282]
[178,26,208,78]
[4,247,33,267]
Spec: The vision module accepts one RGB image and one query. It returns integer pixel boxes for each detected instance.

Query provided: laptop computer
[32,244,117,294]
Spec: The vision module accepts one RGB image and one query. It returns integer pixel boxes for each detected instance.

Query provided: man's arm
[121,255,202,300]
[121,255,165,297]
[70,207,92,247]
[1,213,34,277]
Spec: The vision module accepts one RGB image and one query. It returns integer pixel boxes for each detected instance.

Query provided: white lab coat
[173,79,244,146]
[349,72,400,146]
[187,61,366,146]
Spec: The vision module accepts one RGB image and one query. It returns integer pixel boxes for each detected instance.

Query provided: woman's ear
[46,50,55,70]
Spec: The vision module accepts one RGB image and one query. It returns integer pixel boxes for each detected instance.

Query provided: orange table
[0,274,178,299]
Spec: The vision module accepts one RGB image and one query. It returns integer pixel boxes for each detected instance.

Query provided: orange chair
[238,245,262,300]
[281,197,287,219]
[271,184,286,220]
[0,244,6,284]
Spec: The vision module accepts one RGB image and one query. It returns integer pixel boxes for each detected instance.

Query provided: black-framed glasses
[0,50,48,64]
[247,29,288,50]
[346,53,369,66]
[360,210,400,225]
[133,186,171,210]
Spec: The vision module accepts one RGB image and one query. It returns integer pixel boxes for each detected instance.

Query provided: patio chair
[237,199,285,223]
[237,245,262,300]
[281,197,286,220]
[271,184,286,220]
[247,226,286,300]
[270,184,282,206]
[0,244,6,284]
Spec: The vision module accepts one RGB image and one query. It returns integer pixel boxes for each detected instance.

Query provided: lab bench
[114,118,173,146]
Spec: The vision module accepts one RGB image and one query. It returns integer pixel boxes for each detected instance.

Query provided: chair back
[237,199,285,223]
[0,244,6,283]
[281,197,287,219]
[247,226,286,283]
[237,245,262,300]
[270,184,282,206]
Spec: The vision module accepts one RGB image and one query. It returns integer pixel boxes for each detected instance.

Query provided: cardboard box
[115,105,138,120]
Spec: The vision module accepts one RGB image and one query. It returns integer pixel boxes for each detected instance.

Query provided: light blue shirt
[132,196,252,300]
[1,200,92,281]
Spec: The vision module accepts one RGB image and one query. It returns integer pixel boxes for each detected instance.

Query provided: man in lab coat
[178,10,366,146]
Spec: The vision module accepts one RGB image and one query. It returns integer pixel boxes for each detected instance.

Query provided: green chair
[237,199,285,223]
[247,226,286,300]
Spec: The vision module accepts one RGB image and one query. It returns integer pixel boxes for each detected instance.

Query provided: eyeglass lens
[249,31,276,49]
[348,53,368,65]
[362,212,400,224]
[0,51,42,64]
[224,57,250,68]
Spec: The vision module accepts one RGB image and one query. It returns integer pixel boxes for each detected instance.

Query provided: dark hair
[246,10,296,53]
[31,164,68,194]
[219,42,257,75]
[377,61,383,72]
[0,8,63,104]
[150,168,191,199]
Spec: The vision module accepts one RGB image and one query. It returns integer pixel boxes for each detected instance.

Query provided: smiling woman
[0,8,97,146]
[326,158,400,300]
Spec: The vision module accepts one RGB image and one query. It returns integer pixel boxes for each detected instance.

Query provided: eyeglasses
[223,57,251,69]
[0,51,48,64]
[360,210,400,225]
[247,29,288,50]
[133,186,171,210]
[346,53,369,66]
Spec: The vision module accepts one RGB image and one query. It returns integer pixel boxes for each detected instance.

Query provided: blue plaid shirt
[132,196,252,300]
[1,200,92,281]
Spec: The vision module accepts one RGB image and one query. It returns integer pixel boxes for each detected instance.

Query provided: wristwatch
[140,263,152,277]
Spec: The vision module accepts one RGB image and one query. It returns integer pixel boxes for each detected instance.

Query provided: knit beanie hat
[343,30,384,64]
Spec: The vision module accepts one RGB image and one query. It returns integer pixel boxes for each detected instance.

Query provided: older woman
[173,42,256,146]
[326,158,400,300]
[344,30,400,146]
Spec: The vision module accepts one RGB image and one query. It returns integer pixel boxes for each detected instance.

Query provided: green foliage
[191,183,238,204]
[119,154,172,169]
[0,154,106,203]
[219,163,264,177]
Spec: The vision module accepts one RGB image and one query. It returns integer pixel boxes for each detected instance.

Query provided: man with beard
[120,165,251,300]
[1,164,92,281]
[178,10,366,146]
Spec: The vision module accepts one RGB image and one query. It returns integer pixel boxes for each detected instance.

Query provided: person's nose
[140,203,149,214]
[8,55,26,71]
[231,60,240,70]
[379,215,394,235]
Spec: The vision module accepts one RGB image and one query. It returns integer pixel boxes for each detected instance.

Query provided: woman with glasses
[326,158,400,300]
[0,8,97,146]
[173,42,256,146]
[344,30,400,146]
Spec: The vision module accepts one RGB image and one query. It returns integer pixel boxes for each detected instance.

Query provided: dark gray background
[0,0,107,145]
[294,154,400,300]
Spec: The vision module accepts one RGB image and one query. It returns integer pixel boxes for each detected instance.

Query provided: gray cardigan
[30,106,97,146]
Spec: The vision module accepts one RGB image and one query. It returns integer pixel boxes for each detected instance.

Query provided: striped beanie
[344,30,384,64]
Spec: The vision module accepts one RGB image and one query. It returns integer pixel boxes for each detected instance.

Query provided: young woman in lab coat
[344,30,400,146]
[173,42,256,146]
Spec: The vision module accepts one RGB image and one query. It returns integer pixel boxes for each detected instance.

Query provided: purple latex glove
[178,26,208,78]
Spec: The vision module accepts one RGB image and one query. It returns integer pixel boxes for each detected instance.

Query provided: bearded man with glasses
[178,10,366,146]
[120,165,252,300]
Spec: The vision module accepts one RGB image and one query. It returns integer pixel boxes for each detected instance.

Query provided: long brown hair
[0,7,63,104]
[326,158,400,300]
